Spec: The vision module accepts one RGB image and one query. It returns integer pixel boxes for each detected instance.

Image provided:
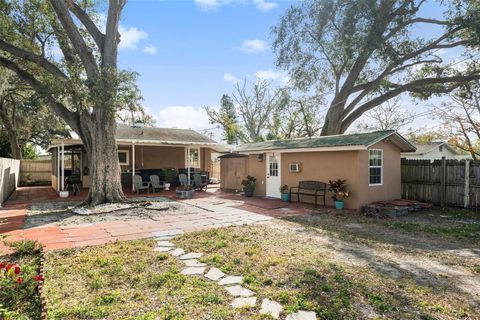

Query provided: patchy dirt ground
[174,208,480,319]
[23,198,206,228]
[279,208,480,306]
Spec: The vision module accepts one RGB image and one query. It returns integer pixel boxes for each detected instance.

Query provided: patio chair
[133,175,150,194]
[193,173,208,191]
[179,173,188,186]
[150,175,165,192]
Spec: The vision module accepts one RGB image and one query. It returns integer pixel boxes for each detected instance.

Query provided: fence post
[464,159,470,208]
[440,157,446,208]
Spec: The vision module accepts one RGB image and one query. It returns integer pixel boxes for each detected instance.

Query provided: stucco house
[400,142,458,161]
[48,124,219,191]
[220,130,416,209]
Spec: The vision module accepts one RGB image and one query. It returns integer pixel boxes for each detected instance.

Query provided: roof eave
[367,131,416,152]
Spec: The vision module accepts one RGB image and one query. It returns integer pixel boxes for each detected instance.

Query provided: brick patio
[0,185,341,254]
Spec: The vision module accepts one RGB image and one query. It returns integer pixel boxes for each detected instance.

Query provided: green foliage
[272,0,480,135]
[6,240,42,256]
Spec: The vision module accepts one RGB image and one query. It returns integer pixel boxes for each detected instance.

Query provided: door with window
[266,152,281,198]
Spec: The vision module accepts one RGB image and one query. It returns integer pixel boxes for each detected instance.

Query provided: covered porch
[48,124,221,194]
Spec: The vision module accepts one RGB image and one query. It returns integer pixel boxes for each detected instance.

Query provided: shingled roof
[115,124,216,144]
[236,130,415,152]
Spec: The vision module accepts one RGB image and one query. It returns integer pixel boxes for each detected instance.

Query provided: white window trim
[369,149,383,186]
[185,146,201,169]
[118,150,130,165]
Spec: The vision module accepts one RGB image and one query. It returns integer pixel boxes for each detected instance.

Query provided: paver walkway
[0,186,337,253]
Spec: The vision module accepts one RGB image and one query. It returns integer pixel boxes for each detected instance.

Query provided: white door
[266,152,281,198]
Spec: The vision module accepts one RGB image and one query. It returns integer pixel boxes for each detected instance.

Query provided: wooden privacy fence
[20,159,52,185]
[0,157,20,206]
[401,158,480,208]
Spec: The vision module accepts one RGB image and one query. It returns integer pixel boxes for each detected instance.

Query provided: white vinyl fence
[0,157,20,206]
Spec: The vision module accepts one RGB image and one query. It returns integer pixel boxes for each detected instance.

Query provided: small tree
[205,94,241,144]
[357,98,413,132]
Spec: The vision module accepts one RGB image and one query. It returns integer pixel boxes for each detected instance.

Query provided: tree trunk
[79,74,126,206]
[320,102,345,136]
[0,101,22,159]
[80,113,125,206]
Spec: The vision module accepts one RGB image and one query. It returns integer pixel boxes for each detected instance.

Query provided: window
[118,150,129,165]
[269,156,279,177]
[369,149,383,186]
[186,147,201,168]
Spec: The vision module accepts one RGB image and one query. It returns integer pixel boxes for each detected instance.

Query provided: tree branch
[103,0,126,68]
[0,56,80,133]
[68,1,105,50]
[341,73,480,132]
[49,0,99,81]
[0,39,67,79]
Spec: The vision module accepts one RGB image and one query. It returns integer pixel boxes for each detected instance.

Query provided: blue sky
[115,0,293,134]
[110,0,466,139]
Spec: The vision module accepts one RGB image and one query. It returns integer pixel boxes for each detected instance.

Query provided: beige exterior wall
[116,145,212,172]
[221,140,403,209]
[248,154,267,197]
[357,140,402,206]
[281,150,360,208]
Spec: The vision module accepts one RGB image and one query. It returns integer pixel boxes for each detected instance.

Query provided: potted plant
[241,175,256,197]
[280,185,290,202]
[163,168,176,190]
[328,179,350,210]
[176,184,194,199]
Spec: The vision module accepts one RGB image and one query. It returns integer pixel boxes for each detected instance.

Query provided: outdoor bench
[290,180,327,208]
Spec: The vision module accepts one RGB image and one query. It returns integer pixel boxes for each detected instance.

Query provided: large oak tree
[273,0,480,135]
[0,0,127,205]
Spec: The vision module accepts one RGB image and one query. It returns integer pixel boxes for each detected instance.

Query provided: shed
[221,130,415,209]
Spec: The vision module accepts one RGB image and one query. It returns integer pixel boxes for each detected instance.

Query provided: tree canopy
[273,0,480,135]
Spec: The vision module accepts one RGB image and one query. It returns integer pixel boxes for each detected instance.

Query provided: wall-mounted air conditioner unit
[289,163,301,173]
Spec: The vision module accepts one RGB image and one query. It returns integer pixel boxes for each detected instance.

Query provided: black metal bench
[290,180,327,207]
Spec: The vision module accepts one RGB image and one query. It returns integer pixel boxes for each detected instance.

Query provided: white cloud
[194,0,277,12]
[239,39,268,54]
[223,73,239,83]
[155,106,211,131]
[194,0,226,10]
[143,45,157,55]
[118,26,148,49]
[253,0,278,11]
[255,69,290,85]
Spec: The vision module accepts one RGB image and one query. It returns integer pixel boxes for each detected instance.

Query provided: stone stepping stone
[231,297,257,308]
[154,247,172,252]
[285,311,317,320]
[179,252,203,260]
[218,275,243,286]
[180,267,206,275]
[155,236,173,241]
[260,298,283,319]
[169,248,185,257]
[205,268,225,281]
[157,241,175,247]
[225,285,254,297]
[183,259,206,267]
[153,229,184,237]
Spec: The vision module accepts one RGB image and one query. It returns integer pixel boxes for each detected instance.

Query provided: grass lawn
[44,209,480,319]
[176,224,479,320]
[44,239,262,320]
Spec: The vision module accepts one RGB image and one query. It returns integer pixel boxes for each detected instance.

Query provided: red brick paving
[0,185,344,254]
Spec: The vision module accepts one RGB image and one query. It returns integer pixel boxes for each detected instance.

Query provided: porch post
[187,146,191,185]
[61,141,65,191]
[57,146,60,192]
[132,142,136,192]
